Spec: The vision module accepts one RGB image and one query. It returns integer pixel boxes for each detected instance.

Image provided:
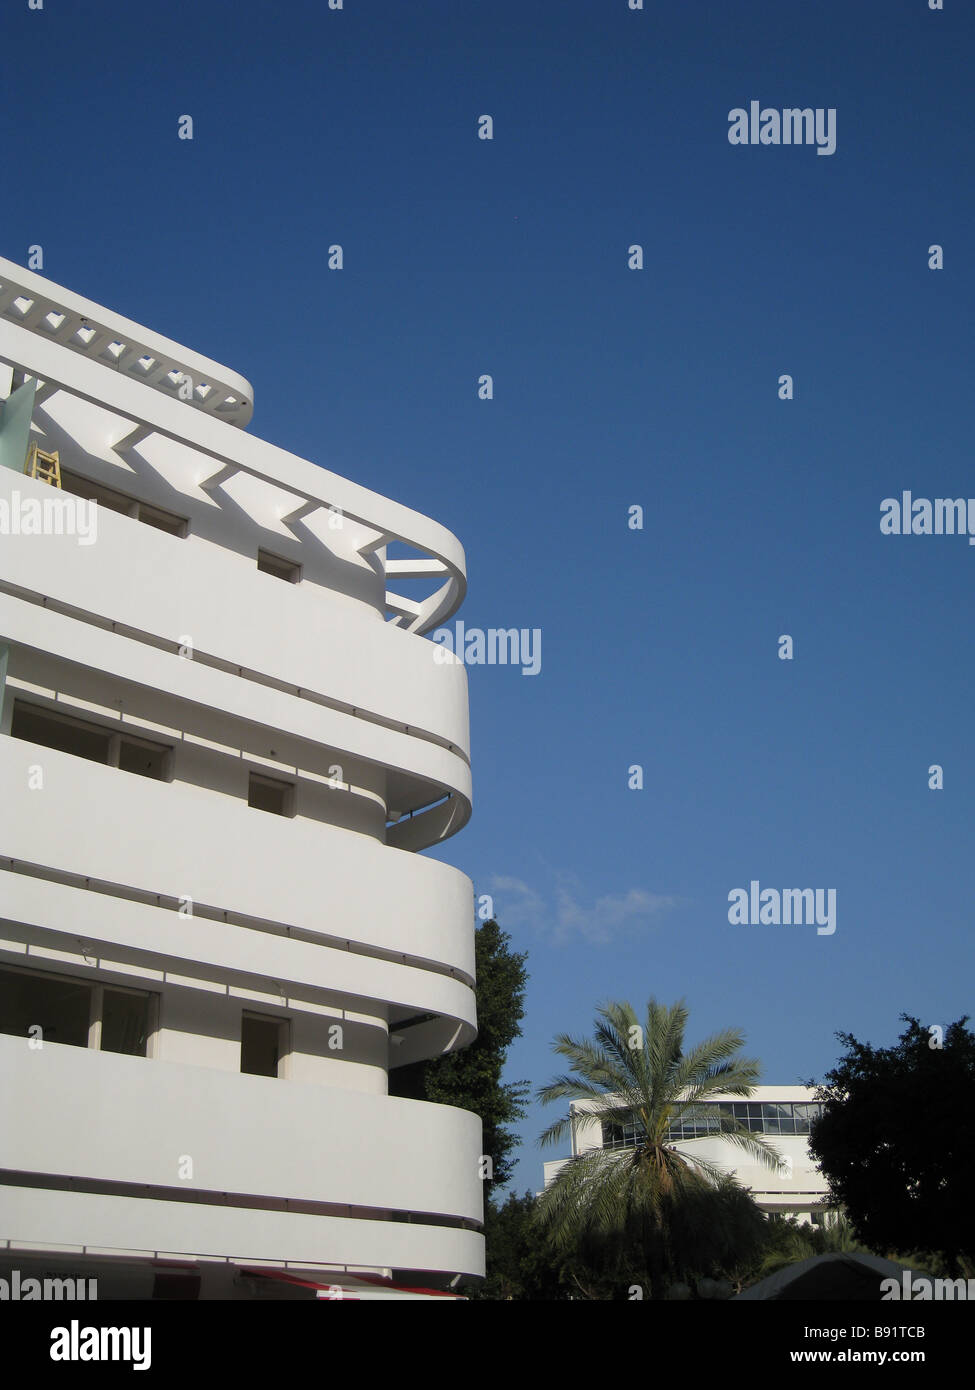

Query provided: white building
[543,1087,832,1225]
[0,256,483,1299]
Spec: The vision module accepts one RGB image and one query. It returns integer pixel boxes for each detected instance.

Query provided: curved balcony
[0,587,473,851]
[0,738,475,982]
[0,870,477,1046]
[0,311,466,635]
[1,1187,485,1278]
[0,467,470,759]
[0,1036,485,1276]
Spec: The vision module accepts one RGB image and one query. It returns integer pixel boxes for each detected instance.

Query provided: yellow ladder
[24,442,62,488]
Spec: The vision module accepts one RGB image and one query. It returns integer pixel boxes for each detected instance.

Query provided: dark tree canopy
[389,918,528,1193]
[475,1183,772,1301]
[474,1191,567,1301]
[809,1014,975,1269]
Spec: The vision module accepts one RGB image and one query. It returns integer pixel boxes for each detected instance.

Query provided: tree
[472,1191,569,1300]
[390,919,528,1195]
[737,1212,870,1287]
[535,997,779,1298]
[808,1014,975,1270]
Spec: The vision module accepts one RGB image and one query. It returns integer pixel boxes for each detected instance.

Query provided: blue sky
[6,0,974,1196]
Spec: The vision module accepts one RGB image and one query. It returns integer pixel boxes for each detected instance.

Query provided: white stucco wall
[0,262,485,1284]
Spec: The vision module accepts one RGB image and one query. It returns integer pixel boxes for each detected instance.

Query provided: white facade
[0,257,483,1298]
[543,1087,831,1224]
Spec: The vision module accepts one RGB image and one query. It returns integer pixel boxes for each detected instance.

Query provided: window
[136,502,187,537]
[0,968,91,1047]
[676,1106,721,1139]
[240,1014,287,1078]
[248,772,295,816]
[793,1103,823,1134]
[257,549,301,583]
[101,987,153,1055]
[11,701,172,782]
[60,469,136,517]
[0,966,154,1056]
[117,734,170,781]
[152,1268,201,1300]
[60,470,188,536]
[601,1101,824,1148]
[773,1103,797,1135]
[602,1114,647,1150]
[11,702,112,764]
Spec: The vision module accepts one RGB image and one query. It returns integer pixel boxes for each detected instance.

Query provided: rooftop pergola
[0,256,465,636]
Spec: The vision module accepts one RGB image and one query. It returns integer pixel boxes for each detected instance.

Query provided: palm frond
[715,1121,783,1171]
[535,995,774,1270]
[537,1111,575,1149]
[646,998,689,1115]
[668,1028,754,1096]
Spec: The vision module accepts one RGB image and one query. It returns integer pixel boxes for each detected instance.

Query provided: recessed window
[152,1268,201,1301]
[117,734,171,781]
[60,470,188,536]
[248,772,294,816]
[257,550,301,583]
[0,966,153,1056]
[100,987,152,1056]
[60,469,137,517]
[12,702,113,765]
[136,502,188,537]
[240,1013,287,1078]
[0,968,91,1048]
[11,701,172,782]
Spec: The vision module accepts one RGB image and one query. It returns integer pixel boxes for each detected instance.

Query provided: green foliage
[742,1212,870,1283]
[535,997,777,1297]
[471,1191,569,1300]
[808,1014,975,1271]
[390,919,529,1194]
[476,1184,779,1300]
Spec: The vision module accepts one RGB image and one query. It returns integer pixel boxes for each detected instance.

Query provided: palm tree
[536,997,782,1296]
[752,1211,870,1281]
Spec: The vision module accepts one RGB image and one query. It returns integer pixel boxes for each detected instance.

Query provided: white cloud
[489,873,677,946]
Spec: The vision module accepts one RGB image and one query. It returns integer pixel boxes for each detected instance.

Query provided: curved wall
[0,270,485,1286]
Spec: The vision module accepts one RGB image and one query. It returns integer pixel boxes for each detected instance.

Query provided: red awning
[239,1267,464,1301]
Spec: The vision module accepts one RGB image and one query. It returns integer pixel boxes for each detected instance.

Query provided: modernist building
[543,1087,832,1224]
[0,255,482,1299]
